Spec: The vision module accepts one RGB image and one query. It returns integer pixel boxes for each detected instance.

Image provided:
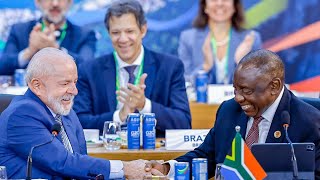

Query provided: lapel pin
[274,131,281,138]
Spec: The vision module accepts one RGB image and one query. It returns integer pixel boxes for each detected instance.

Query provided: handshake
[123,160,170,179]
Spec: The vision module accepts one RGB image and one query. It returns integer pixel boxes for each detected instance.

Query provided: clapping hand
[235,31,256,64]
[117,73,148,121]
[202,33,214,72]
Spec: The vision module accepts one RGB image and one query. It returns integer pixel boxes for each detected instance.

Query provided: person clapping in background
[179,0,262,84]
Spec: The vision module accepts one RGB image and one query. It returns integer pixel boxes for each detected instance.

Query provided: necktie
[55,115,73,153]
[245,116,263,149]
[124,65,137,84]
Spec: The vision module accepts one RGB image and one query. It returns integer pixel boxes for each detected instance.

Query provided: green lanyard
[113,51,144,93]
[210,29,232,83]
[41,21,68,45]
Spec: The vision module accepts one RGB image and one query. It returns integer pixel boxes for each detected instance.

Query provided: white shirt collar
[47,106,57,117]
[261,86,285,122]
[115,45,144,69]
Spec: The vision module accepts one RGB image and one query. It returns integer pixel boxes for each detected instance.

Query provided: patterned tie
[124,65,137,84]
[245,116,263,149]
[55,115,73,153]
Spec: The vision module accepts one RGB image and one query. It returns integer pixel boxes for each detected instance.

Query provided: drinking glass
[0,166,7,180]
[215,163,224,180]
[102,121,121,150]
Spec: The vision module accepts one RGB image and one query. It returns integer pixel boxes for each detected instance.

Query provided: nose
[67,83,78,96]
[118,32,129,43]
[234,91,245,103]
[51,0,59,6]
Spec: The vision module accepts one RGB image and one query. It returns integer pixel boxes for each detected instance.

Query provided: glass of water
[0,166,7,180]
[102,121,122,150]
[215,163,224,180]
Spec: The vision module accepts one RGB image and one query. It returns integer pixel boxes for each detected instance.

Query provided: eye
[242,88,253,95]
[111,31,119,35]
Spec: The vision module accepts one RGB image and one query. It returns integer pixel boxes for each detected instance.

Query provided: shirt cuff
[139,98,151,114]
[109,160,124,179]
[165,160,177,179]
[18,49,29,68]
[113,110,126,125]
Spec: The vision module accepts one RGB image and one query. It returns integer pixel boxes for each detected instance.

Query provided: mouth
[61,96,74,105]
[241,104,255,113]
[49,8,62,16]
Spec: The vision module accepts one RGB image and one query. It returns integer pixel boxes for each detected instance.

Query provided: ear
[34,0,41,9]
[140,24,147,38]
[29,78,43,96]
[270,78,282,95]
[67,0,73,9]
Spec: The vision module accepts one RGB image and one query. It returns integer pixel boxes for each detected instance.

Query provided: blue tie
[124,65,137,84]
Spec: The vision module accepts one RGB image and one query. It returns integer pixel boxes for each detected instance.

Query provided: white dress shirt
[166,86,285,178]
[245,86,284,143]
[48,107,124,178]
[112,45,152,125]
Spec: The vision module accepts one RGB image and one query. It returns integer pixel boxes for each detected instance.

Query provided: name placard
[165,129,210,150]
[207,84,234,104]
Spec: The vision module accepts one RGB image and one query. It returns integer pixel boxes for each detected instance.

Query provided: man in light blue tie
[0,47,153,179]
[74,0,191,137]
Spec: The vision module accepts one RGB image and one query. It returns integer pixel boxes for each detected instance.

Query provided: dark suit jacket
[74,48,191,137]
[0,19,96,75]
[175,88,320,178]
[0,89,110,179]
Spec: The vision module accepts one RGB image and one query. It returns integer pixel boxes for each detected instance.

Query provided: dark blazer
[0,89,110,179]
[178,27,262,84]
[0,19,96,75]
[175,87,320,178]
[74,48,191,137]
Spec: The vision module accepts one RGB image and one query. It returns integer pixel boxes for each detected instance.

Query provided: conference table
[88,102,220,161]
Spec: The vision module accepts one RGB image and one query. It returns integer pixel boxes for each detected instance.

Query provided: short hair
[104,0,147,31]
[193,0,245,30]
[25,47,74,83]
[237,49,285,81]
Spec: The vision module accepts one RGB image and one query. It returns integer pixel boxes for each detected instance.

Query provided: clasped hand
[123,159,167,179]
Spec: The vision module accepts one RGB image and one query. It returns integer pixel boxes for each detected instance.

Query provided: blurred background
[0,0,319,87]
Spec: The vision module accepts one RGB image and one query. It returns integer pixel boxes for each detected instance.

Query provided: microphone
[281,111,299,179]
[26,123,61,180]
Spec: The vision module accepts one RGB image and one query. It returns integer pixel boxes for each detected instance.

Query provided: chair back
[0,94,15,114]
[300,97,320,111]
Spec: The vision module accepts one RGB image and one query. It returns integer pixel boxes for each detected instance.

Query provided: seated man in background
[0,0,96,75]
[74,0,191,137]
[0,47,150,179]
[146,49,320,179]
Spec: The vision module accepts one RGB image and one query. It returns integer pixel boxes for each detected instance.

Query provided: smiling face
[205,0,235,23]
[35,0,72,25]
[233,67,277,118]
[108,13,147,64]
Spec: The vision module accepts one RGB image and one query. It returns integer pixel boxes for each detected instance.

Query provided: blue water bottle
[196,70,208,103]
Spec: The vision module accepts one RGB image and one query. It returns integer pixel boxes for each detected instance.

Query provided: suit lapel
[227,28,241,83]
[103,56,117,112]
[237,112,249,139]
[266,87,291,143]
[61,116,80,153]
[143,49,156,98]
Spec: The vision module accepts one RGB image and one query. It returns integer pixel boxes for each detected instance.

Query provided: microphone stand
[284,125,299,180]
[26,136,55,180]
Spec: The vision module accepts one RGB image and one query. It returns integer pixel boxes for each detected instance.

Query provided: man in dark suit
[73,0,191,137]
[0,47,152,179]
[0,0,96,75]
[146,49,320,178]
